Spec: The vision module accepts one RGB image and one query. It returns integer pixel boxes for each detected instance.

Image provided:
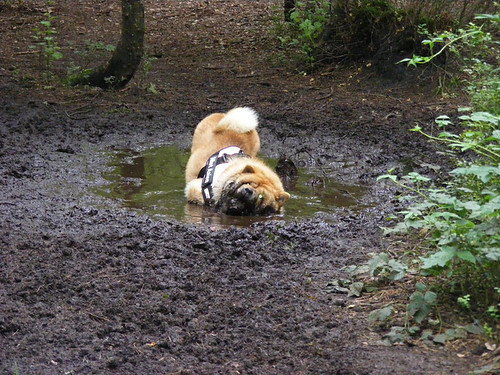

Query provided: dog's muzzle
[218,185,258,215]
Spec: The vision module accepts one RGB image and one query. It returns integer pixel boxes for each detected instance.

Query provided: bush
[276,0,331,67]
[378,13,499,339]
[275,0,496,72]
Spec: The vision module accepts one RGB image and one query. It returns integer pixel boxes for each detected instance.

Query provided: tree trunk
[74,0,144,89]
[284,0,295,22]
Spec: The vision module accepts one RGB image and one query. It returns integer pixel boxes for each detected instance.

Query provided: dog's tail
[216,107,258,133]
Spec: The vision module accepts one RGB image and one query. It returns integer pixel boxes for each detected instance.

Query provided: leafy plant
[378,110,499,343]
[277,0,330,67]
[374,11,499,342]
[367,252,408,281]
[368,305,394,323]
[399,24,486,68]
[407,282,437,324]
[136,53,159,92]
[346,252,407,283]
[30,0,63,83]
[77,41,116,66]
[484,287,500,340]
[66,40,116,85]
[379,111,500,279]
[274,0,496,70]
[458,294,471,309]
[401,10,500,106]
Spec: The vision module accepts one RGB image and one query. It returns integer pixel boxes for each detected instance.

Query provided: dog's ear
[242,165,255,174]
[277,192,290,205]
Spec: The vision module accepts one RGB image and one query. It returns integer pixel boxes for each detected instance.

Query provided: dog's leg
[184,178,204,204]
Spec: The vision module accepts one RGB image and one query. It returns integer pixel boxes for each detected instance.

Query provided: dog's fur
[185,107,290,215]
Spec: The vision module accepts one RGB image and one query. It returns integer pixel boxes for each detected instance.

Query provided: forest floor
[0,1,496,374]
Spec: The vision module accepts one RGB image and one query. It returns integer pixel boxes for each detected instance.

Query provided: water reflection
[94,146,371,227]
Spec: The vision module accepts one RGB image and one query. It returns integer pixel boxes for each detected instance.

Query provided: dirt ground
[0,1,494,374]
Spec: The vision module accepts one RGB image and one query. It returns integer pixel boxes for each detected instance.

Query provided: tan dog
[185,107,290,215]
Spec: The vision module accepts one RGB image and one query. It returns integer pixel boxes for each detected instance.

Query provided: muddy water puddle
[95,146,371,227]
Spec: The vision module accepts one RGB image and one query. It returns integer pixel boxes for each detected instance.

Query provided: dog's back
[186,108,261,182]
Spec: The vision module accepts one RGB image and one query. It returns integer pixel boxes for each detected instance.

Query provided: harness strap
[197,156,226,179]
[197,146,247,205]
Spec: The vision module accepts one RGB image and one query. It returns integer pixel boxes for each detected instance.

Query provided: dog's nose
[242,187,256,201]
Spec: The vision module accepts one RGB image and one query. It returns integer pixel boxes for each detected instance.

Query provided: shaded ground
[0,1,490,374]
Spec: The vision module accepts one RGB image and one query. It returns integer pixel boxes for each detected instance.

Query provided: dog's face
[214,163,290,216]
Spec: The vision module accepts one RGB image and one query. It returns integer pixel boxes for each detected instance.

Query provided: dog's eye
[258,193,264,200]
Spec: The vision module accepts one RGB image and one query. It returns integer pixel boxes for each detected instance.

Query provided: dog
[185,107,290,215]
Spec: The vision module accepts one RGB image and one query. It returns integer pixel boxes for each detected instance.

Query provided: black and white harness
[197,146,247,205]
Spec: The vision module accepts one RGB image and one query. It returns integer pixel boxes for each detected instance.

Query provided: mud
[0,1,483,374]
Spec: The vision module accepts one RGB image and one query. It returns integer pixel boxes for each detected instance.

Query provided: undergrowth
[349,12,499,349]
[29,0,63,85]
[274,0,496,70]
[21,1,158,92]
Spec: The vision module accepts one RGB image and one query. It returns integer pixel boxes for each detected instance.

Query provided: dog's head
[213,161,290,216]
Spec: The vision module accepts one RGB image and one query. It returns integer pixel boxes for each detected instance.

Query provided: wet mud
[0,1,481,374]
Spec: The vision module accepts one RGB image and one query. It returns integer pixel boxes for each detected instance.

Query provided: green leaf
[460,201,480,212]
[415,282,427,292]
[381,221,409,235]
[52,51,63,60]
[427,211,461,221]
[368,253,389,271]
[387,259,407,280]
[382,326,409,344]
[408,325,420,335]
[408,290,435,324]
[345,264,370,276]
[368,305,394,323]
[490,130,500,140]
[433,333,448,345]
[475,13,500,21]
[377,174,397,182]
[397,57,411,65]
[435,115,452,127]
[421,246,456,269]
[465,323,484,335]
[456,251,476,264]
[325,279,349,294]
[405,172,431,183]
[348,281,364,297]
[438,131,459,138]
[483,247,500,262]
[471,199,500,218]
[407,292,423,315]
[446,328,467,339]
[424,291,437,305]
[469,112,499,125]
[428,191,457,205]
[451,166,500,183]
[421,329,434,342]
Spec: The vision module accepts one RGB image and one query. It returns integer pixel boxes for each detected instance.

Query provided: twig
[13,51,38,56]
[203,65,234,70]
[316,88,333,101]
[87,312,112,322]
[206,97,224,104]
[236,73,259,78]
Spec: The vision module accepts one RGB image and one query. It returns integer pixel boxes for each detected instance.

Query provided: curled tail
[216,107,259,133]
